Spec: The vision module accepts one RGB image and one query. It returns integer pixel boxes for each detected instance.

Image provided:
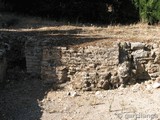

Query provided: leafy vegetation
[133,0,160,24]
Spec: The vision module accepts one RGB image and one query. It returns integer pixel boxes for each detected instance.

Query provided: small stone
[152,82,160,89]
[146,84,153,91]
[132,69,137,74]
[82,87,91,91]
[131,83,141,92]
[144,80,153,85]
[155,76,160,82]
[95,91,103,98]
[97,80,104,88]
[152,44,159,49]
[110,75,119,84]
[67,91,78,97]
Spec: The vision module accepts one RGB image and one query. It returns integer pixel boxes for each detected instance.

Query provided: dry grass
[1,13,160,47]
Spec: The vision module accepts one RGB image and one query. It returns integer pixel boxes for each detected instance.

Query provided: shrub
[133,0,160,24]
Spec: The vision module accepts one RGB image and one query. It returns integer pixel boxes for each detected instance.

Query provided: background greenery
[133,0,160,24]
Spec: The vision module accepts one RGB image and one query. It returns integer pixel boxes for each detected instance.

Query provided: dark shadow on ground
[0,28,111,46]
[0,75,51,120]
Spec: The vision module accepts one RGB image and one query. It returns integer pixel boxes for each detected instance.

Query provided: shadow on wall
[0,22,112,120]
[135,61,151,82]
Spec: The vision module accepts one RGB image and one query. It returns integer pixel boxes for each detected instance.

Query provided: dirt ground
[1,76,160,120]
[0,13,160,120]
[41,85,160,120]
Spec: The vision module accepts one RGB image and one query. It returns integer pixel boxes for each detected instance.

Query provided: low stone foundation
[25,38,160,90]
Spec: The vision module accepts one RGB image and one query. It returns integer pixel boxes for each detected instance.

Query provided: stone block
[131,42,145,50]
[131,49,149,58]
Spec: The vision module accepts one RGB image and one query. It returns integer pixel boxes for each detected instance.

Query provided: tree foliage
[133,0,160,24]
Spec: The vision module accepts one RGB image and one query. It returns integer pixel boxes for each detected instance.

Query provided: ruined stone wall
[118,42,160,85]
[25,39,160,90]
[41,44,119,90]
